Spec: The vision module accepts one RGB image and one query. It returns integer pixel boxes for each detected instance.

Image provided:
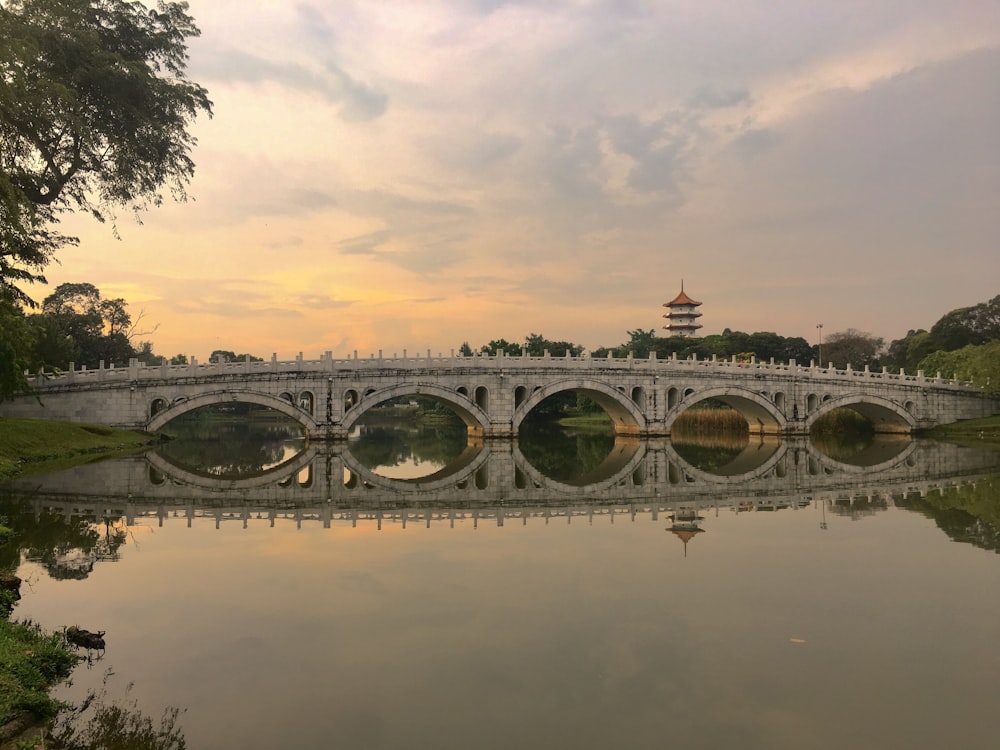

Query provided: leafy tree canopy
[886,294,1000,372]
[820,328,884,370]
[210,350,263,363]
[0,0,212,300]
[0,293,32,398]
[524,333,583,357]
[479,339,522,356]
[918,341,1000,397]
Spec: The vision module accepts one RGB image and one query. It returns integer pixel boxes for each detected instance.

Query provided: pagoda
[662,281,702,337]
[668,508,705,557]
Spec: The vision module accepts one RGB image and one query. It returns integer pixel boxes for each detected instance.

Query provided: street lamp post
[816,323,824,367]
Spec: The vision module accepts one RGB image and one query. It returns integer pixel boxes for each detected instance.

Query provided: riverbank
[0,418,158,482]
[922,414,1000,448]
[0,613,80,745]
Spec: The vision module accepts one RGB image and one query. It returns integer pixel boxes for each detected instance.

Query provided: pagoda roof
[664,283,701,307]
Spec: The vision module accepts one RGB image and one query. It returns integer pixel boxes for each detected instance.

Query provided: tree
[135,340,162,365]
[625,329,657,358]
[524,333,583,357]
[918,341,1000,397]
[924,295,1000,351]
[0,293,32,398]
[479,339,522,356]
[821,329,885,369]
[209,350,262,363]
[27,281,142,369]
[0,0,212,299]
[885,295,1000,373]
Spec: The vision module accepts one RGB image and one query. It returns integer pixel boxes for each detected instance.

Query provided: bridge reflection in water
[4,436,996,536]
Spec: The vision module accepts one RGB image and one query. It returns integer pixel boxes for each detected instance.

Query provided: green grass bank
[922,414,1000,448]
[0,613,81,741]
[0,418,157,482]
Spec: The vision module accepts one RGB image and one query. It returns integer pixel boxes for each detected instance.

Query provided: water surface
[2,429,999,750]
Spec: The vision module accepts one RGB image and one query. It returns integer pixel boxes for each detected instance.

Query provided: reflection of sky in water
[261,440,306,471]
[367,455,446,479]
[11,497,1000,750]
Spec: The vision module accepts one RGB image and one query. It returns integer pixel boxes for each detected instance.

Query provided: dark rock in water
[0,574,21,602]
[66,625,106,650]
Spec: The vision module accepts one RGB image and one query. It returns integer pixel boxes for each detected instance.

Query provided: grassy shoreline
[0,614,81,743]
[921,414,1000,447]
[0,418,158,482]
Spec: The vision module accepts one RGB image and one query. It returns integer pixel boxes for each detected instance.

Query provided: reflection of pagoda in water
[668,508,705,556]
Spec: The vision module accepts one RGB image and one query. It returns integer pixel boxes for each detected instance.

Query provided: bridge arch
[512,379,645,435]
[146,390,319,433]
[341,382,490,434]
[665,386,786,435]
[804,393,917,434]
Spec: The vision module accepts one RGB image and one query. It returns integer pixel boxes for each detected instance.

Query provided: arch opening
[808,397,916,436]
[342,383,490,444]
[348,394,471,481]
[514,380,645,438]
[149,400,307,479]
[147,392,316,436]
[669,390,783,437]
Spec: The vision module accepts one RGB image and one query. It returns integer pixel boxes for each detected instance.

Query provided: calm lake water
[2,421,1000,750]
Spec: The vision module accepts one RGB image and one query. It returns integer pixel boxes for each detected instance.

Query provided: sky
[44,0,1000,361]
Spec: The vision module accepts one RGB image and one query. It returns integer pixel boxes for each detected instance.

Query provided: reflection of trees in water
[827,496,889,520]
[810,430,876,461]
[897,478,1000,554]
[670,432,748,472]
[0,499,127,580]
[350,422,468,472]
[517,423,615,481]
[50,686,186,750]
[157,418,303,476]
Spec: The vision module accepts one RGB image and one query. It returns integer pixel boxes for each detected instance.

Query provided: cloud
[193,48,387,122]
[45,1,1000,360]
[687,85,752,110]
[298,293,354,310]
[337,230,390,256]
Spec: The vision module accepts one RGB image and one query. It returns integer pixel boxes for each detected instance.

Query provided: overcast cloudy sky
[49,0,1000,360]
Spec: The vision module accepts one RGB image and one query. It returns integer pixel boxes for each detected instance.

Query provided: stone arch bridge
[1,350,995,438]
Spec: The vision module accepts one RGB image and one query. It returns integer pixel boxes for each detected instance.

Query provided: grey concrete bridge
[1,350,995,438]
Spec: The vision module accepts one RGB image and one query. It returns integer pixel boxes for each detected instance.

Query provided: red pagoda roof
[664,287,701,307]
